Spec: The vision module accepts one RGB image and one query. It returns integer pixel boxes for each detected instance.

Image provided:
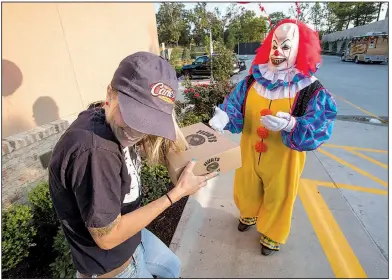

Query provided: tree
[189,3,226,47]
[211,42,235,82]
[350,3,379,27]
[222,3,240,29]
[239,11,267,43]
[327,2,355,31]
[224,19,241,50]
[178,10,193,46]
[310,2,323,31]
[223,5,244,49]
[224,8,267,49]
[269,12,288,27]
[326,2,380,31]
[289,2,311,23]
[321,3,337,33]
[377,2,383,21]
[208,7,225,44]
[156,3,186,46]
[190,3,210,46]
[357,3,379,27]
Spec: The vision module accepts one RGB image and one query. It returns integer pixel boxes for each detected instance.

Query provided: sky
[154,2,387,28]
[154,2,294,17]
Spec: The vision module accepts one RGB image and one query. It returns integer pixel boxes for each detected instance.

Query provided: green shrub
[169,47,183,68]
[211,42,236,82]
[174,100,186,117]
[28,181,59,263]
[141,162,172,206]
[175,99,209,128]
[174,65,183,78]
[2,204,37,272]
[50,228,76,278]
[192,46,206,53]
[183,81,234,122]
[182,75,192,88]
[178,111,209,128]
[28,181,58,226]
[182,47,191,61]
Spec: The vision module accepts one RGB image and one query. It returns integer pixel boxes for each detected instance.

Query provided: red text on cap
[150,82,175,104]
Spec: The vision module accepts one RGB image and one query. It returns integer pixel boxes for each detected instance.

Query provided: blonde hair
[105,87,188,166]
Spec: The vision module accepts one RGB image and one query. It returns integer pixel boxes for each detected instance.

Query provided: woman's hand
[88,160,218,250]
[168,160,219,203]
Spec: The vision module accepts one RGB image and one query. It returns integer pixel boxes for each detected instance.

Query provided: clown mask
[268,23,299,71]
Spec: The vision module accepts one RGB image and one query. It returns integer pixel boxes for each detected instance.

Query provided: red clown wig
[251,19,321,77]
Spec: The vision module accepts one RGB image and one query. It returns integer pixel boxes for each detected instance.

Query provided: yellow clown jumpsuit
[234,82,305,250]
[219,64,337,250]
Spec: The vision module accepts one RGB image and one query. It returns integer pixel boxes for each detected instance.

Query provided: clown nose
[274,50,280,56]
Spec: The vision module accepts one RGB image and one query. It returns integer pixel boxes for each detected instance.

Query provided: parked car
[181,53,241,79]
[238,57,247,71]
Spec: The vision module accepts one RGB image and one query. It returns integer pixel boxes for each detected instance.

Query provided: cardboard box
[166,122,242,184]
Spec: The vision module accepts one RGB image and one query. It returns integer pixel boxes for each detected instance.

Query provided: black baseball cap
[111,52,178,141]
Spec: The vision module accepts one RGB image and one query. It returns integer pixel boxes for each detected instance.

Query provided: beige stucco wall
[2,3,159,137]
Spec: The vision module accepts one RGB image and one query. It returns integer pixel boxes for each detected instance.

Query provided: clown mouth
[271,57,287,65]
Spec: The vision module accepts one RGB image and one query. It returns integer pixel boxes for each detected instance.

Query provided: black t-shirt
[49,107,142,275]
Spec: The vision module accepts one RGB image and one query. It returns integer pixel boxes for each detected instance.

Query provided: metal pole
[210,29,214,83]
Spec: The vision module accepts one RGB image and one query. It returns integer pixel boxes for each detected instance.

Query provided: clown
[209,19,337,256]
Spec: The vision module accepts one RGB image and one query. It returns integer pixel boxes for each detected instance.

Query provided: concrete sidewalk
[169,124,388,278]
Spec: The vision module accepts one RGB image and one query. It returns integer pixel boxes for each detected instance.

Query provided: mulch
[147,195,189,247]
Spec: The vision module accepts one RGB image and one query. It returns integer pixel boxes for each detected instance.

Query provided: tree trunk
[346,15,351,29]
[377,2,382,21]
[354,16,360,27]
[354,4,361,27]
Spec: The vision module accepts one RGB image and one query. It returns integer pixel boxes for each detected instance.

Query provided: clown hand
[260,112,296,132]
[209,107,229,133]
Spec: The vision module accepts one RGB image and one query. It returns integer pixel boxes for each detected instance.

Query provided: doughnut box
[166,122,242,184]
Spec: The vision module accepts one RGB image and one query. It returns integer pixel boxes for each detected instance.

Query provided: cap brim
[117,91,176,141]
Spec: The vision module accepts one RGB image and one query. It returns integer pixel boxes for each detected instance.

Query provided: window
[194,56,207,64]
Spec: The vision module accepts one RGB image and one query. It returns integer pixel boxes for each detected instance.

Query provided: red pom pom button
[256,127,269,139]
[255,141,268,153]
[260,109,273,116]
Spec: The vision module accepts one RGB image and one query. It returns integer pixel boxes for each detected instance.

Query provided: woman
[49,52,218,278]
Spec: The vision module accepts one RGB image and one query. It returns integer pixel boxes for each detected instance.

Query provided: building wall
[2,3,159,137]
[2,119,70,207]
[337,40,344,53]
[1,3,159,206]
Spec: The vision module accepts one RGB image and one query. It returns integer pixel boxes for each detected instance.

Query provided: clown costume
[209,19,338,256]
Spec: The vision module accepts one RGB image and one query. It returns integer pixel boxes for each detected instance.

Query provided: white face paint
[268,23,299,71]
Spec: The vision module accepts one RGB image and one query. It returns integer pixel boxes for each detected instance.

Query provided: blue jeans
[77,229,181,278]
